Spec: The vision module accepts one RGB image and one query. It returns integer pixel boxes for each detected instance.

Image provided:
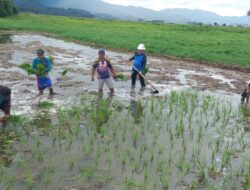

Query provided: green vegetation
[0,0,17,17]
[37,101,54,109]
[19,63,35,75]
[0,14,250,67]
[0,90,249,189]
[115,73,127,81]
[19,62,46,76]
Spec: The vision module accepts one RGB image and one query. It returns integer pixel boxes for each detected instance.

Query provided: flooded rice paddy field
[0,31,249,190]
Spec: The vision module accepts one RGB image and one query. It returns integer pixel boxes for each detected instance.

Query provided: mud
[0,31,249,115]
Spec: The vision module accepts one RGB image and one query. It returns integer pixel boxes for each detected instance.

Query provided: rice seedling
[41,166,55,187]
[221,150,232,171]
[68,158,77,171]
[131,129,139,146]
[123,176,141,189]
[197,125,203,143]
[4,174,15,190]
[150,147,154,162]
[18,62,35,75]
[196,159,207,183]
[140,143,147,160]
[37,101,54,109]
[162,174,169,190]
[24,169,34,189]
[79,167,95,182]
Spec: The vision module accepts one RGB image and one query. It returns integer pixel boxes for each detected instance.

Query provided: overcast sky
[102,0,250,16]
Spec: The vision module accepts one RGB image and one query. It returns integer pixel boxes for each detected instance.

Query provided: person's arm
[129,52,137,62]
[129,55,135,62]
[32,59,36,71]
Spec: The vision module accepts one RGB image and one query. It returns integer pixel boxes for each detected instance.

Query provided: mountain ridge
[12,0,249,25]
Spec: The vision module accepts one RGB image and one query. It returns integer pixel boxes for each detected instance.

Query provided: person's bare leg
[39,90,43,96]
[110,88,114,94]
[49,87,54,95]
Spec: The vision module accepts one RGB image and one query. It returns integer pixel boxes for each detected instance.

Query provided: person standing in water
[128,43,147,88]
[32,49,54,96]
[91,49,116,94]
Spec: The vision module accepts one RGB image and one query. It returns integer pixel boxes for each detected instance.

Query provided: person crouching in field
[128,43,147,88]
[0,86,11,122]
[32,49,54,96]
[241,80,250,105]
[91,49,116,94]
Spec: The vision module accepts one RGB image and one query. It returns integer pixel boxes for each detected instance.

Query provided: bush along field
[0,14,250,67]
[0,90,250,190]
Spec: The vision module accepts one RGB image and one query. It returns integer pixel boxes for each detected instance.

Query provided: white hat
[137,43,146,50]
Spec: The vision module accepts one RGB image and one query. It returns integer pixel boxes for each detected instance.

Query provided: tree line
[0,0,17,17]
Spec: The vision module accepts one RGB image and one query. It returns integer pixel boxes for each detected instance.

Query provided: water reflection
[94,93,114,133]
[130,87,144,123]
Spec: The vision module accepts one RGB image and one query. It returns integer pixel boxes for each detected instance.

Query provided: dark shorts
[0,100,11,114]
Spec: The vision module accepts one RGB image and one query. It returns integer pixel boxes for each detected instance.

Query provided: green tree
[0,0,17,17]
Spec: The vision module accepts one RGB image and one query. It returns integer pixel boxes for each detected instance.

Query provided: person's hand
[91,77,94,82]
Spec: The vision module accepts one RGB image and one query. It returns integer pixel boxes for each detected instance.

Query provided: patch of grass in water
[240,105,250,117]
[7,115,23,124]
[37,101,54,109]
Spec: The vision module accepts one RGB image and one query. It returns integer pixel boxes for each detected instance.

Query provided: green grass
[0,14,250,67]
[37,101,54,109]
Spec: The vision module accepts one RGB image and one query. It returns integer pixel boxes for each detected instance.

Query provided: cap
[37,49,44,55]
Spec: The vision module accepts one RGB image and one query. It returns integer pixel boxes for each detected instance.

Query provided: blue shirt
[130,52,147,72]
[32,57,52,73]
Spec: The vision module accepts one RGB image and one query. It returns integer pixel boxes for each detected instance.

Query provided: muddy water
[0,32,248,115]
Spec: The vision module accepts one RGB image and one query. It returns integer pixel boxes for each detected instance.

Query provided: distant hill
[12,0,95,18]
[17,7,95,18]
[12,0,45,8]
[13,0,250,25]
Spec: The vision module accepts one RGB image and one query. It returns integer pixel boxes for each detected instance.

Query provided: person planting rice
[0,86,11,122]
[128,43,147,88]
[91,49,116,94]
[32,49,54,96]
[241,80,250,105]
